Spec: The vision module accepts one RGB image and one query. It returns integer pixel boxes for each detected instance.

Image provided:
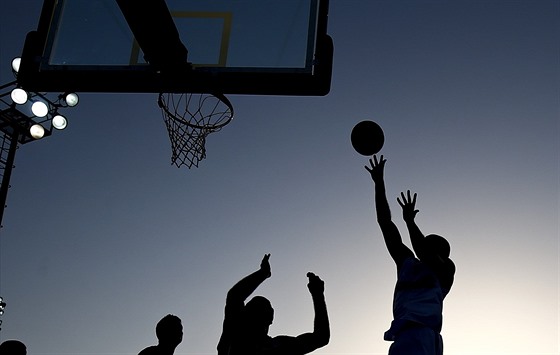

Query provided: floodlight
[30,124,45,139]
[10,88,28,104]
[31,100,49,117]
[64,92,79,107]
[52,114,68,130]
[11,57,21,74]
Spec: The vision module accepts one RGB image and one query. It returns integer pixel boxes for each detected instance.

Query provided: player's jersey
[384,257,449,341]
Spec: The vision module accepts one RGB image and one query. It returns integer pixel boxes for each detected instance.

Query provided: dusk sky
[0,1,558,354]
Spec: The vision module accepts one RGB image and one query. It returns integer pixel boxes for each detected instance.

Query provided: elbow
[225,288,240,304]
[315,322,330,347]
[377,218,391,226]
[318,331,330,347]
[323,331,331,345]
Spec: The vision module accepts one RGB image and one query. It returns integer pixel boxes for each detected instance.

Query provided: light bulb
[30,124,45,139]
[11,88,28,104]
[52,114,67,130]
[31,100,49,117]
[11,57,21,73]
[64,93,79,107]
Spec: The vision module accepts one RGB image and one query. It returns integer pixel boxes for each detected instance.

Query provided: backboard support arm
[115,0,190,71]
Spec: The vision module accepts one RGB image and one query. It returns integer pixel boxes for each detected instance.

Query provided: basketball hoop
[158,92,234,168]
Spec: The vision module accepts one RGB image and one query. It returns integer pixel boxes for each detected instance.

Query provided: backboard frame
[17,0,333,96]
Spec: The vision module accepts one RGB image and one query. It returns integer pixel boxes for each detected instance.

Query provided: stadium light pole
[0,58,79,331]
[0,58,79,229]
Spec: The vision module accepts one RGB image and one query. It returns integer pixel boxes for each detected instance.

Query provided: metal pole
[0,131,19,229]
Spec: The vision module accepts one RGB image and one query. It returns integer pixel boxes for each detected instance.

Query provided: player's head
[156,314,183,347]
[0,340,27,355]
[425,234,451,259]
[244,296,274,328]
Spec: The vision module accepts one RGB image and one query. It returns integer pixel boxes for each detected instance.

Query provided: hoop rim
[157,92,234,130]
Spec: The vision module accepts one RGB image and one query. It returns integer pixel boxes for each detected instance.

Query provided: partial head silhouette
[0,340,27,355]
[424,234,451,259]
[245,296,274,326]
[156,314,183,347]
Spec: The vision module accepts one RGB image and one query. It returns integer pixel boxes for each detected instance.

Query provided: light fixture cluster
[0,296,5,331]
[7,57,79,141]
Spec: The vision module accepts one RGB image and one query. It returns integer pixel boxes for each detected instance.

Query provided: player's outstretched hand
[307,272,325,295]
[397,190,419,223]
[365,155,386,183]
[260,254,271,278]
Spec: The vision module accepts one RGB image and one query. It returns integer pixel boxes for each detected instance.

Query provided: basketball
[351,120,384,156]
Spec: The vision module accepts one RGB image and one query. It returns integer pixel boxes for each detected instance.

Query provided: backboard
[17,0,333,95]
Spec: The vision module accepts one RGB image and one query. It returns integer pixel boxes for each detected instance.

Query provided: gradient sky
[0,1,558,354]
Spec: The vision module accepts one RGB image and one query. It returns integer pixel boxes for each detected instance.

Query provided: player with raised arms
[218,254,330,355]
[365,155,455,355]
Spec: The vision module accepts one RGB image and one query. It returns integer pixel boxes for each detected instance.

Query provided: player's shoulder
[270,334,301,352]
[441,258,456,292]
[271,335,297,344]
[446,258,456,274]
[138,346,159,355]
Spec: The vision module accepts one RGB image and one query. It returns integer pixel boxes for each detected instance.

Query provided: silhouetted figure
[365,155,455,355]
[138,314,183,355]
[0,339,27,354]
[218,254,330,355]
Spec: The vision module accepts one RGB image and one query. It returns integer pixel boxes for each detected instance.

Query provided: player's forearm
[311,293,330,345]
[405,220,425,253]
[374,180,392,223]
[227,269,268,303]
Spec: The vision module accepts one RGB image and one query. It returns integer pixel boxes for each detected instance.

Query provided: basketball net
[158,92,234,168]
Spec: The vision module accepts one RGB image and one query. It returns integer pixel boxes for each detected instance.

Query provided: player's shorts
[388,325,443,355]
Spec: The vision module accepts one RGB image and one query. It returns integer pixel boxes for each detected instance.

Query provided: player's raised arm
[397,190,427,258]
[226,254,271,304]
[398,191,456,290]
[306,272,330,346]
[218,254,272,355]
[365,156,413,267]
[290,272,330,354]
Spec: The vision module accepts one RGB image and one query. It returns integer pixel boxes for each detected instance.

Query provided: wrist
[258,268,271,278]
[310,290,325,299]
